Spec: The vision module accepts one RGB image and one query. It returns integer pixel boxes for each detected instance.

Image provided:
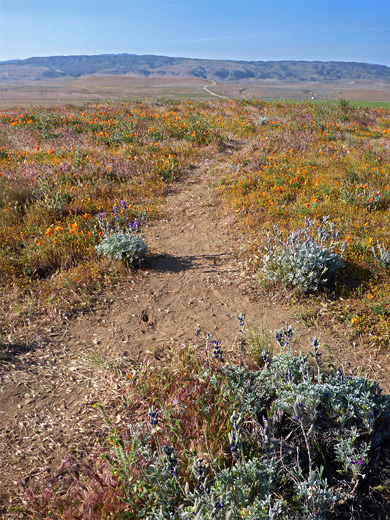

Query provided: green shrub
[25,324,390,519]
[96,231,148,264]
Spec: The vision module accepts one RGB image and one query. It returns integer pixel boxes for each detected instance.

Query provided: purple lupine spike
[212,339,223,360]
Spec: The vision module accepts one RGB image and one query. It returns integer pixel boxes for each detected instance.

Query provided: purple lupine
[194,458,207,482]
[263,416,271,445]
[229,430,240,459]
[163,446,179,477]
[237,312,245,334]
[212,339,223,360]
[299,354,309,380]
[229,411,243,460]
[97,212,108,233]
[148,406,159,426]
[261,351,271,369]
[275,324,295,348]
[312,338,322,367]
[113,205,120,223]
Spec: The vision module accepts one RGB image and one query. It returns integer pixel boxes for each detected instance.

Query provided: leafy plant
[24,319,390,519]
[261,217,346,292]
[96,231,148,265]
[87,328,389,519]
[95,202,148,265]
[257,116,269,126]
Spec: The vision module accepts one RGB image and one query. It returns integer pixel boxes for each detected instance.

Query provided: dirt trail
[203,80,229,100]
[1,159,388,514]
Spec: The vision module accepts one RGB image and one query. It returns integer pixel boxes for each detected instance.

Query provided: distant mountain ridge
[1,53,390,83]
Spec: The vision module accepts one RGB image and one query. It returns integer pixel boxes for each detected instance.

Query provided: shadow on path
[0,340,41,365]
[145,252,238,274]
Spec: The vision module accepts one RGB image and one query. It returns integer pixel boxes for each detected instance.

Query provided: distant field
[351,101,390,108]
[0,76,390,106]
[0,77,209,107]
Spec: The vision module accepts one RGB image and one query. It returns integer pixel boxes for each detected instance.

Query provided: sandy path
[1,158,388,514]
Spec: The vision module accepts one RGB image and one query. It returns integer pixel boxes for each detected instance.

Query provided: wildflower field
[1,99,390,344]
[0,100,232,337]
[1,98,390,518]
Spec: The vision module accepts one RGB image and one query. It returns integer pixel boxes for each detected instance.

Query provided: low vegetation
[24,324,390,519]
[261,216,346,292]
[2,97,389,345]
[0,100,224,329]
[1,98,390,517]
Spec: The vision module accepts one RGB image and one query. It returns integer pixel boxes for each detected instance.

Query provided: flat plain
[1,76,390,107]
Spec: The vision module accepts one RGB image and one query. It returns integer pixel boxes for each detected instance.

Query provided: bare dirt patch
[0,159,389,516]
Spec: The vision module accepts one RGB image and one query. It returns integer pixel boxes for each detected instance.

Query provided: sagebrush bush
[261,217,346,292]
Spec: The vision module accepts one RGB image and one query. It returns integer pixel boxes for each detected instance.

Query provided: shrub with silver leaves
[89,327,390,520]
[372,241,390,270]
[261,217,346,292]
[96,231,148,265]
[95,202,148,265]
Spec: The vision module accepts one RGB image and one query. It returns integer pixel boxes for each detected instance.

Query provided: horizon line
[1,52,389,69]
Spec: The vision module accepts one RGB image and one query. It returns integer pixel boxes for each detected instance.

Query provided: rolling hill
[1,53,390,84]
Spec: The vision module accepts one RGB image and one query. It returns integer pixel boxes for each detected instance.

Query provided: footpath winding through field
[0,157,388,515]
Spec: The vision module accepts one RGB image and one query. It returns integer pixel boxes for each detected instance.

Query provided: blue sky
[1,0,389,66]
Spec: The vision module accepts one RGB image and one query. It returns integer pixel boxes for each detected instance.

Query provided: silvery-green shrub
[372,241,390,270]
[95,203,148,265]
[96,231,148,265]
[261,217,346,292]
[99,329,390,520]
